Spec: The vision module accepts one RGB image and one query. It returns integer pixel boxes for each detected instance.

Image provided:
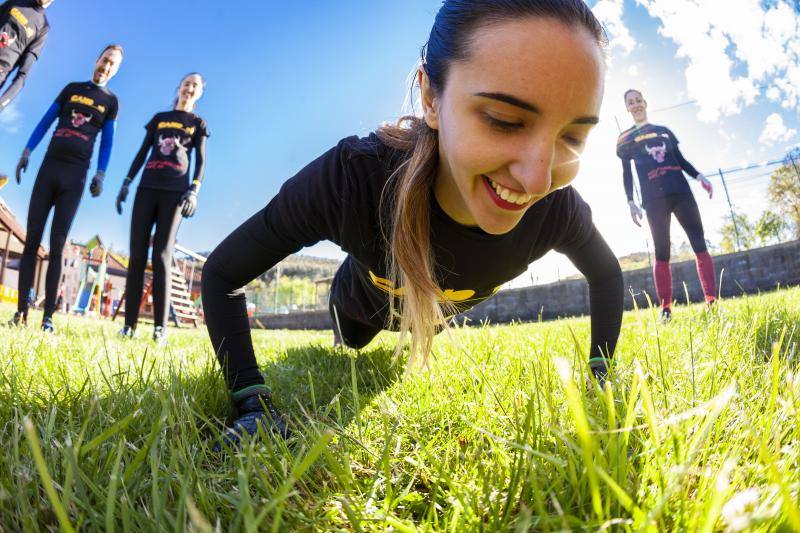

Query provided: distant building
[0,196,48,305]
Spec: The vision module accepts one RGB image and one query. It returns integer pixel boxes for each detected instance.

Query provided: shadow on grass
[258,342,405,434]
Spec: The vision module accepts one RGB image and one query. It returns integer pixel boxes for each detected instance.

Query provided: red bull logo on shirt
[646,141,667,163]
[70,110,92,128]
[0,31,15,49]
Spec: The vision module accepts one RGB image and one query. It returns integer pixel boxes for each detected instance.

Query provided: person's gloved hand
[628,200,643,227]
[116,179,131,215]
[89,170,105,197]
[697,173,713,199]
[16,148,30,184]
[179,186,198,218]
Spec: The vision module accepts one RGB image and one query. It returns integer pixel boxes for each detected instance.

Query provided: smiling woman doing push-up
[202,0,624,448]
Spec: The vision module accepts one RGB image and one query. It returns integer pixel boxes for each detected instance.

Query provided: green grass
[0,288,799,531]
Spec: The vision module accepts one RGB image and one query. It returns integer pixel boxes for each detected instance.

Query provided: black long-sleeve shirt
[0,0,49,110]
[126,109,210,191]
[616,123,700,206]
[202,134,623,390]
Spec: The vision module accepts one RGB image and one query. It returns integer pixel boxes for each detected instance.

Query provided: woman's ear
[418,67,440,130]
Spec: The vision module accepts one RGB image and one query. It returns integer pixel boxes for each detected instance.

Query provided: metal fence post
[718,168,741,251]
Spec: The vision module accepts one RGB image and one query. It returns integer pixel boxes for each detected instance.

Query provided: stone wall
[251,240,800,330]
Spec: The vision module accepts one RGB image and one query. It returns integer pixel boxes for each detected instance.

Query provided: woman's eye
[483,113,524,132]
[562,135,585,148]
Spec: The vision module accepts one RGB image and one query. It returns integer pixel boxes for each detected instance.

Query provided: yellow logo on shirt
[368,270,485,303]
[10,8,28,27]
[634,132,658,143]
[69,95,106,114]
[158,121,195,135]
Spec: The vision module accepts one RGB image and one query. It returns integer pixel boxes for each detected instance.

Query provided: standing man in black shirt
[10,44,123,332]
[616,89,717,322]
[0,0,53,113]
[202,0,624,450]
[116,73,209,343]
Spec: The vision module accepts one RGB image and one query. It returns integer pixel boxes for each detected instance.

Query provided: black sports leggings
[124,188,183,328]
[18,158,86,317]
[645,193,707,262]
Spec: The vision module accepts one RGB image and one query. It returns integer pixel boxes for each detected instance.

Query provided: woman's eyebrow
[474,91,599,125]
[475,92,540,113]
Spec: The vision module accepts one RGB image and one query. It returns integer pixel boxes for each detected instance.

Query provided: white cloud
[0,100,22,134]
[627,64,639,77]
[634,0,800,121]
[593,0,636,55]
[758,113,797,145]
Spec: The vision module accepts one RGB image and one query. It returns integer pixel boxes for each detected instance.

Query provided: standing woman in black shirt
[116,73,209,342]
[10,44,122,332]
[0,0,52,113]
[203,0,624,448]
[616,89,717,322]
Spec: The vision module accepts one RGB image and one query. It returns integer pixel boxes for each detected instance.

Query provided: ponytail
[378,116,457,366]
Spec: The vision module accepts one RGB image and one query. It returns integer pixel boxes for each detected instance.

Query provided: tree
[767,148,800,239]
[754,210,791,246]
[719,210,755,253]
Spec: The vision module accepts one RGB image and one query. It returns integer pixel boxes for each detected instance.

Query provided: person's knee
[689,234,707,254]
[654,249,670,262]
[49,233,68,254]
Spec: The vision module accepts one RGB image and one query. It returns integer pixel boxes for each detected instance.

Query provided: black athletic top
[0,0,49,108]
[126,110,210,192]
[616,123,700,206]
[202,133,624,383]
[45,82,119,168]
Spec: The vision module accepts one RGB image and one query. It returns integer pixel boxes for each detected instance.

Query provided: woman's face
[178,74,204,107]
[625,91,647,123]
[422,17,604,235]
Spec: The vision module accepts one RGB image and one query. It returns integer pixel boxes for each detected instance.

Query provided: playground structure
[70,235,119,317]
[0,196,47,306]
[110,242,204,328]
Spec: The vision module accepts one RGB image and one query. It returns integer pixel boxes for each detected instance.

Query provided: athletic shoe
[8,311,27,327]
[212,393,292,452]
[41,316,55,333]
[152,326,167,344]
[118,325,136,339]
[588,358,609,389]
[660,307,672,323]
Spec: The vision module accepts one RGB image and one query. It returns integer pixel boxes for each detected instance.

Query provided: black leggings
[124,188,183,328]
[18,158,86,317]
[645,194,707,262]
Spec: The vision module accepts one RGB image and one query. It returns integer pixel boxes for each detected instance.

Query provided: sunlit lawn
[0,287,798,530]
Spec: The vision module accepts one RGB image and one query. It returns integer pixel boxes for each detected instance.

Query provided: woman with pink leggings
[616,89,717,321]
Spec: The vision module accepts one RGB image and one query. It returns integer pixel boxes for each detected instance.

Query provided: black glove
[89,170,105,197]
[179,187,198,218]
[16,148,30,184]
[116,179,131,215]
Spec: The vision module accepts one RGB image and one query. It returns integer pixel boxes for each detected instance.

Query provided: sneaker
[118,325,136,339]
[41,316,55,333]
[8,311,27,327]
[213,393,292,452]
[152,326,167,344]
[660,307,672,323]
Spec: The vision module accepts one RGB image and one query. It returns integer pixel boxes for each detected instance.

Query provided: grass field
[0,288,799,531]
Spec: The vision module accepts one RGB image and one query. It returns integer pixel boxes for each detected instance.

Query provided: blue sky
[0,0,798,285]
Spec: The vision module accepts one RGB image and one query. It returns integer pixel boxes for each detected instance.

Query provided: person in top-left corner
[9,44,123,333]
[0,0,54,113]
